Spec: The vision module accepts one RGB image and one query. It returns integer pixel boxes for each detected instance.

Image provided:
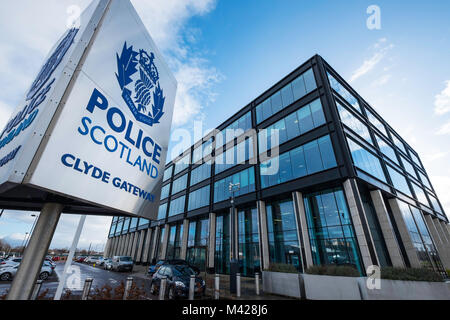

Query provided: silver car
[103,258,113,270]
[0,261,53,281]
[111,256,134,272]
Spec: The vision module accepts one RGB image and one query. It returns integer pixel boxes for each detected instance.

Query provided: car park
[111,256,134,272]
[0,261,53,281]
[150,264,205,300]
[148,259,199,276]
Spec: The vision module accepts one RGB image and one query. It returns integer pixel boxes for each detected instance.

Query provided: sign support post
[54,214,87,300]
[7,203,63,300]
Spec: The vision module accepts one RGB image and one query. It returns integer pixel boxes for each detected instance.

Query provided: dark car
[148,259,199,276]
[150,264,205,299]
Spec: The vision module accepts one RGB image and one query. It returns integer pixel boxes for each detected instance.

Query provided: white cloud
[172,59,222,126]
[350,38,394,83]
[436,121,450,135]
[429,175,450,216]
[422,151,448,162]
[372,74,392,87]
[434,80,450,115]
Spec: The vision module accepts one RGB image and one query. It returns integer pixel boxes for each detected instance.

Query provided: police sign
[0,0,177,219]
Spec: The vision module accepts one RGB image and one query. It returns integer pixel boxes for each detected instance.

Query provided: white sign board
[0,0,177,219]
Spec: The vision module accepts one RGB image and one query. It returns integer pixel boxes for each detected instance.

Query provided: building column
[131,232,139,261]
[387,198,422,268]
[123,234,131,256]
[135,230,146,264]
[113,237,120,256]
[424,216,450,269]
[343,179,380,272]
[370,190,405,268]
[436,220,450,261]
[208,213,216,271]
[103,238,112,258]
[127,233,135,256]
[160,224,170,259]
[110,237,116,256]
[437,221,450,245]
[292,191,313,270]
[117,236,124,256]
[180,219,189,260]
[149,226,160,262]
[141,228,153,264]
[257,200,270,271]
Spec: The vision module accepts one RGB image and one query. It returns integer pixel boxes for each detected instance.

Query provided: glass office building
[105,55,450,277]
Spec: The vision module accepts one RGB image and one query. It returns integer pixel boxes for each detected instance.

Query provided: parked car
[74,256,85,263]
[150,264,205,299]
[111,256,134,272]
[0,261,53,281]
[52,256,61,262]
[103,258,113,270]
[86,257,101,265]
[148,259,199,276]
[45,258,56,269]
[0,257,22,267]
[96,257,108,266]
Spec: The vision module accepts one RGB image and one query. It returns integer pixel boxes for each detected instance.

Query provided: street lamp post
[24,214,38,249]
[229,182,240,295]
[20,233,29,255]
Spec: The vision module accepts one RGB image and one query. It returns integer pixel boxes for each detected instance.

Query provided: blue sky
[0,0,449,250]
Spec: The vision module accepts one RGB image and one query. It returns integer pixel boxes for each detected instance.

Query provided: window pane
[327,72,361,113]
[347,138,386,182]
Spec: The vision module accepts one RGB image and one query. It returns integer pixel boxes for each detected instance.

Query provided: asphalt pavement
[0,261,154,299]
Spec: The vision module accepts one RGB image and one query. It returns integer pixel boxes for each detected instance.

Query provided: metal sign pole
[7,203,63,300]
[54,215,87,300]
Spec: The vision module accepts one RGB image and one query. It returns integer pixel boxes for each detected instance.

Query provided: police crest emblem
[116,42,165,127]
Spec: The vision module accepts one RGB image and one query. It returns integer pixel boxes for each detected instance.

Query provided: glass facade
[260,135,337,188]
[258,98,326,153]
[397,201,445,273]
[256,68,317,124]
[169,196,186,217]
[188,185,210,211]
[186,219,209,272]
[266,199,301,271]
[304,188,363,274]
[216,112,252,149]
[214,167,256,203]
[215,137,254,174]
[174,153,190,175]
[190,161,212,186]
[387,165,412,197]
[366,108,388,137]
[238,207,260,276]
[327,72,361,113]
[160,183,170,200]
[337,101,373,144]
[172,174,188,195]
[347,137,386,183]
[166,224,184,260]
[106,56,447,281]
[158,203,168,220]
[163,166,173,182]
[215,214,230,274]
